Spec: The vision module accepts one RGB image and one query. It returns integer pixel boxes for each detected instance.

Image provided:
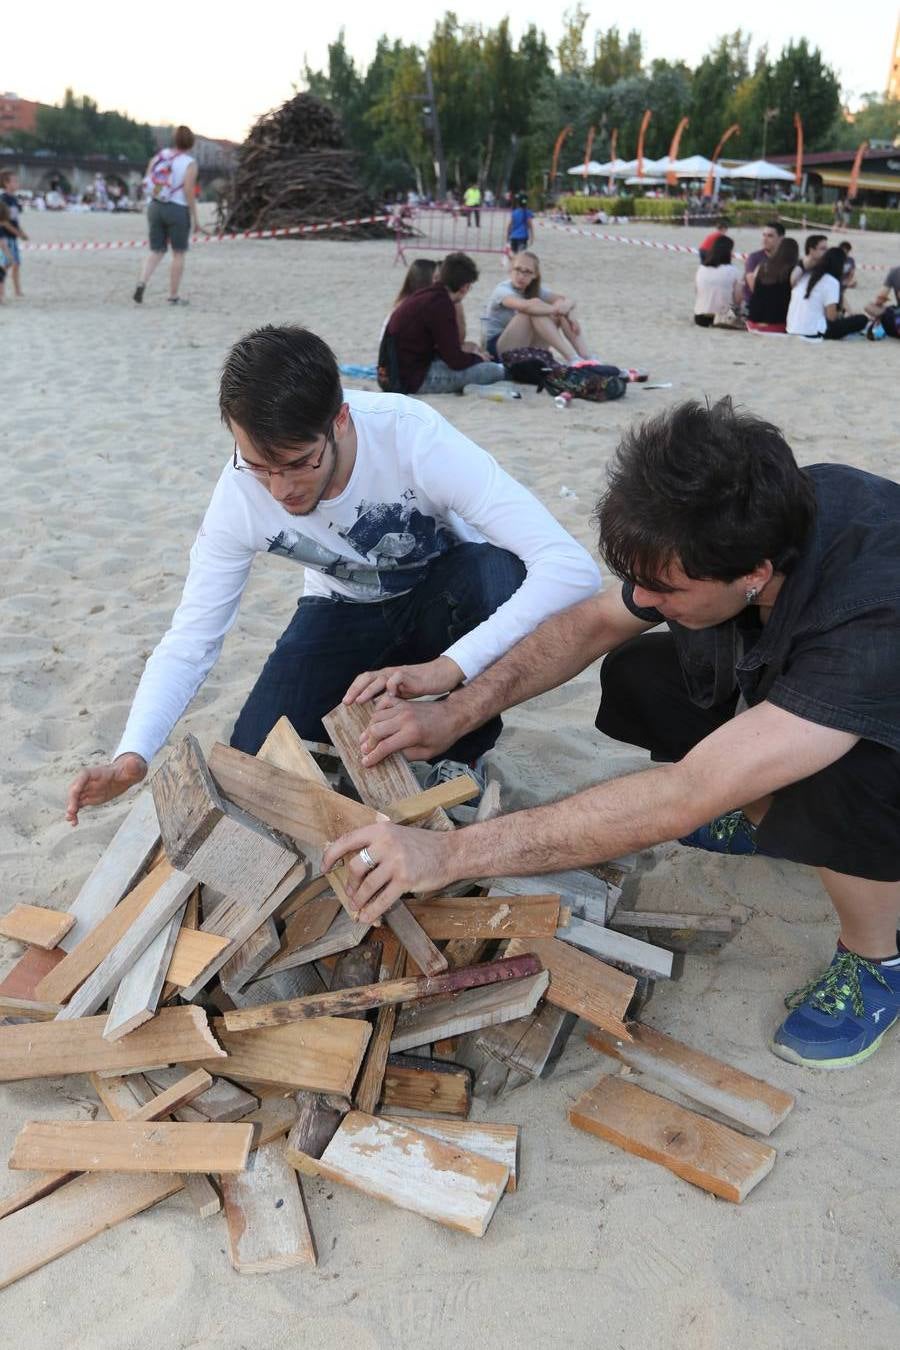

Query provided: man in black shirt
[325,399,900,1071]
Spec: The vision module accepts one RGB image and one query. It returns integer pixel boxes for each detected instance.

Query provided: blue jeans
[417,359,505,394]
[230,542,526,763]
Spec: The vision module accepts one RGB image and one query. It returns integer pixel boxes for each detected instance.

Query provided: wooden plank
[10,1121,254,1175]
[382,902,447,977]
[103,900,188,1041]
[254,905,368,980]
[504,937,635,1040]
[102,1068,214,1120]
[478,1004,576,1079]
[150,733,224,868]
[322,701,454,832]
[569,1075,776,1204]
[390,971,549,1053]
[406,894,560,939]
[143,1068,259,1122]
[178,861,309,1001]
[354,944,406,1114]
[201,1016,370,1096]
[491,869,614,925]
[219,918,280,996]
[57,870,196,1021]
[0,1005,225,1082]
[0,1099,297,1291]
[557,915,674,980]
[260,894,342,977]
[311,1111,507,1236]
[586,1024,795,1136]
[0,905,75,950]
[382,1115,519,1192]
[0,997,60,1021]
[109,1073,221,1216]
[330,940,382,1008]
[224,953,544,1032]
[35,862,177,1005]
[386,776,479,823]
[222,1140,316,1272]
[58,791,161,953]
[0,947,64,1002]
[164,928,230,987]
[278,874,332,922]
[208,743,380,848]
[286,1093,346,1174]
[611,909,746,954]
[381,1056,472,1118]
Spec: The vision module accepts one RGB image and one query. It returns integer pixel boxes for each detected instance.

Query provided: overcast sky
[9,1,898,142]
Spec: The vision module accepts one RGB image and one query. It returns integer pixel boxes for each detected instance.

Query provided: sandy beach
[1,205,897,1348]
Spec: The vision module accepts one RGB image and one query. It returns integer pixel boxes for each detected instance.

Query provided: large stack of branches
[220,93,391,238]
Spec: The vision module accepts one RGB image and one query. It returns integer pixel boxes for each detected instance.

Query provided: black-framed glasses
[233,420,335,482]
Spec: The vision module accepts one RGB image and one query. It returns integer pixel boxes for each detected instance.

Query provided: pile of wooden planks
[0,711,793,1290]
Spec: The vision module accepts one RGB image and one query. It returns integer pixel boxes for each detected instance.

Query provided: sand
[1,206,897,1347]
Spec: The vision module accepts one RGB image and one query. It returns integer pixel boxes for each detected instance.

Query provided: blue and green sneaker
[679,809,763,856]
[772,944,900,1069]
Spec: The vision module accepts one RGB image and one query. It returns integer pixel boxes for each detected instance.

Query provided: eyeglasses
[511,266,536,275]
[233,421,335,482]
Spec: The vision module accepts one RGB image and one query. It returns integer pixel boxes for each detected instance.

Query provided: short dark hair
[438,252,478,291]
[173,125,195,151]
[704,234,734,267]
[804,233,827,255]
[766,221,786,236]
[839,240,852,254]
[219,325,343,458]
[595,399,816,589]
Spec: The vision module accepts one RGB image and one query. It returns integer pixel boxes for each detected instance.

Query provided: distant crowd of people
[376,247,598,395]
[694,218,899,341]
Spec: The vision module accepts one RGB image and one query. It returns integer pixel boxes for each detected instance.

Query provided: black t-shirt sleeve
[621,580,664,624]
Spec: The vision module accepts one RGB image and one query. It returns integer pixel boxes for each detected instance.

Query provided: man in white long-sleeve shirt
[66,325,600,822]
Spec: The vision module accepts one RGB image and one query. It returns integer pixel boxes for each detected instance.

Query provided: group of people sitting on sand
[694,219,899,341]
[377,250,598,394]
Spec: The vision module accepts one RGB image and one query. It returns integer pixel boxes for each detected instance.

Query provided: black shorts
[596,632,900,881]
[508,237,529,253]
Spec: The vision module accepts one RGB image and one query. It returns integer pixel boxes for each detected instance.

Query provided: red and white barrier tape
[22,214,390,253]
[537,217,883,270]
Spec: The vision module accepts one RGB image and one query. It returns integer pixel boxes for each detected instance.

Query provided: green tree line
[303,9,898,194]
[4,89,155,161]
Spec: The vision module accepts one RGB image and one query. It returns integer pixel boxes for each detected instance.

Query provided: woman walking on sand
[133,126,202,306]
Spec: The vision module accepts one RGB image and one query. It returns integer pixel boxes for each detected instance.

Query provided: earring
[745,587,758,605]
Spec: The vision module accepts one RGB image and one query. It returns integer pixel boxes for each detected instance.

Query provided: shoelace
[709,810,756,849]
[785,950,890,1017]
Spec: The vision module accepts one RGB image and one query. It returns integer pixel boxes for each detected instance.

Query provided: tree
[829,94,900,150]
[557,4,590,76]
[35,90,154,161]
[764,40,840,154]
[687,31,750,156]
[591,27,643,87]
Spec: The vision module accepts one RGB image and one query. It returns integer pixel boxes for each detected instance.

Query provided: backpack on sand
[542,361,627,403]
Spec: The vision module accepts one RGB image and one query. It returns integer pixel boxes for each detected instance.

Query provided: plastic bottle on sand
[554,392,573,409]
[464,383,522,401]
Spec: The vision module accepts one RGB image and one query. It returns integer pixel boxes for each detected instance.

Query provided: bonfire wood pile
[0,706,796,1290]
[221,92,391,239]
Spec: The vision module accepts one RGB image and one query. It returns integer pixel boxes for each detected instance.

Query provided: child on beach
[507,195,534,254]
[0,171,28,297]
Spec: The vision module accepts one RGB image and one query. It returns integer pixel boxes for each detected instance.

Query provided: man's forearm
[442,596,618,740]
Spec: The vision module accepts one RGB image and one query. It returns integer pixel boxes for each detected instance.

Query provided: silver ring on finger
[358,846,377,871]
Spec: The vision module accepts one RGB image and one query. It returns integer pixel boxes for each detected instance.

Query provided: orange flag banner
[666,117,689,187]
[550,124,573,184]
[636,109,652,179]
[703,123,740,197]
[793,112,804,186]
[608,127,618,192]
[848,139,869,200]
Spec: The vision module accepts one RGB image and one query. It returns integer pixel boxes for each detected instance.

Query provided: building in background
[0,93,42,137]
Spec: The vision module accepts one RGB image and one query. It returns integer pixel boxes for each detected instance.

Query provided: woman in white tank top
[134,125,202,306]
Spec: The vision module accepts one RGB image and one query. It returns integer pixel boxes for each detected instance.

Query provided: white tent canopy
[669,154,714,177]
[566,161,605,176]
[723,160,795,181]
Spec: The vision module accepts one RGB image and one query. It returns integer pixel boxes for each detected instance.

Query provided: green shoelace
[709,810,758,851]
[785,950,890,1017]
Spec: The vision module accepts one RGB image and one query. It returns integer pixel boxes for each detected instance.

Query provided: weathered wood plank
[0,905,75,950]
[0,947,64,1002]
[556,915,674,980]
[143,1068,259,1122]
[504,937,635,1040]
[35,862,177,1006]
[390,971,549,1054]
[57,870,196,1022]
[586,1024,795,1136]
[0,1005,225,1082]
[224,953,544,1032]
[310,1111,507,1236]
[260,895,343,979]
[382,1114,519,1192]
[569,1075,776,1203]
[150,734,224,868]
[10,1121,254,1175]
[58,791,161,953]
[103,899,188,1040]
[0,997,61,1021]
[490,869,614,925]
[222,1140,316,1272]
[164,928,230,988]
[407,894,560,939]
[381,1056,472,1118]
[0,1099,298,1291]
[354,945,406,1115]
[219,918,280,996]
[201,1016,370,1096]
[478,1004,577,1080]
[382,901,447,977]
[109,1073,221,1216]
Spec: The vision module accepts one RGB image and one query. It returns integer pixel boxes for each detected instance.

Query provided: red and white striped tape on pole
[22,214,391,253]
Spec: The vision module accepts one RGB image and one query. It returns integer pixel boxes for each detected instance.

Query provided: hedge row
[557,195,900,234]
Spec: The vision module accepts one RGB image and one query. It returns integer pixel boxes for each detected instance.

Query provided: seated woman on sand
[381,257,473,348]
[786,247,868,340]
[483,252,595,363]
[746,237,800,332]
[693,235,743,328]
